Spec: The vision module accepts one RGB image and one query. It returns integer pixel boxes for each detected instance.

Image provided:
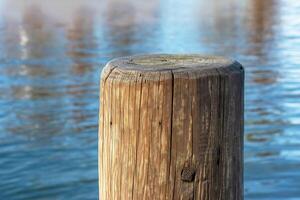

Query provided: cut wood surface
[99,54,244,200]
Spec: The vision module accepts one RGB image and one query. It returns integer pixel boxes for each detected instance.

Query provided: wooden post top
[102,54,243,80]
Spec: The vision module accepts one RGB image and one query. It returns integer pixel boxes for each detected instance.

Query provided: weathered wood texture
[99,54,244,200]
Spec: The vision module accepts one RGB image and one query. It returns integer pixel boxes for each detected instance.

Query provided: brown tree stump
[99,54,244,200]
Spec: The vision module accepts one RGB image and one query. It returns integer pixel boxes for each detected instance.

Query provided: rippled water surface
[0,0,300,199]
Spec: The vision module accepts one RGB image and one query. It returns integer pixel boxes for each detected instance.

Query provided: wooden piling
[99,54,244,200]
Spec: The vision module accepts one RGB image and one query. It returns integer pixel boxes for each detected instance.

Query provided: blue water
[0,0,300,199]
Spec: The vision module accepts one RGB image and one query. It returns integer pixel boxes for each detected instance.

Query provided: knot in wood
[181,167,196,182]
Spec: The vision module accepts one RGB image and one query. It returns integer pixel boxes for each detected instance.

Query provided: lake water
[0,0,299,199]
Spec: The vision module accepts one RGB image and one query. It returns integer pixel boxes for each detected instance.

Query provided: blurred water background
[0,0,299,199]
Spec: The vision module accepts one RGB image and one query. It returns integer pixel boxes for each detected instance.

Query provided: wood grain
[99,54,244,200]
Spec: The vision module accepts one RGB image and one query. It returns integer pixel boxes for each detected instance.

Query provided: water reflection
[67,7,97,75]
[0,0,300,199]
[196,0,246,55]
[246,0,279,57]
[103,0,159,56]
[0,0,97,137]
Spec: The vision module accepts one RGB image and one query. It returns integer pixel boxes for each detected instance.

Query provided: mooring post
[99,54,244,200]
